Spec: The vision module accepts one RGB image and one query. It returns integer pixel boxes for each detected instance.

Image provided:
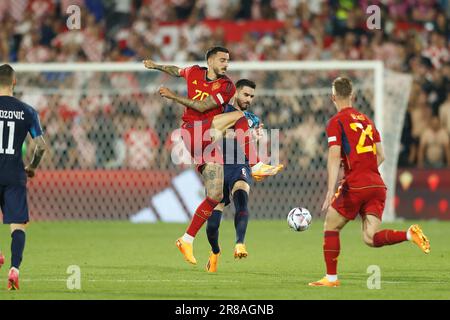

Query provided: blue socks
[11,230,26,269]
[206,210,222,254]
[206,189,249,253]
[233,190,249,244]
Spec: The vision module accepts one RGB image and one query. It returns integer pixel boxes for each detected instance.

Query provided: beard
[237,101,249,110]
[214,66,226,76]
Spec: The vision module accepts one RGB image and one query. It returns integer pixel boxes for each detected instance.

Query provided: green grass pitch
[0,220,449,300]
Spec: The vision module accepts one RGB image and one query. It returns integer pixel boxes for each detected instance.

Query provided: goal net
[12,62,411,222]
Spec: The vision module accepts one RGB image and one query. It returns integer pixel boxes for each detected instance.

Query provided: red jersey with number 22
[326,107,385,189]
[179,65,236,123]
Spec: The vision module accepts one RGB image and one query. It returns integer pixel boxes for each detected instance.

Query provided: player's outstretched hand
[143,59,157,69]
[159,87,175,99]
[321,190,334,213]
[25,166,36,178]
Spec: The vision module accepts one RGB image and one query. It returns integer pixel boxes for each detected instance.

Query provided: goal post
[11,61,410,222]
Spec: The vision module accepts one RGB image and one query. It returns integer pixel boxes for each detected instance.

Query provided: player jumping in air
[143,47,283,265]
[206,79,264,273]
[309,77,430,287]
[0,64,47,290]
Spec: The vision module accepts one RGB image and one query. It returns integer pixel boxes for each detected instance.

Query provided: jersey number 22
[350,122,376,155]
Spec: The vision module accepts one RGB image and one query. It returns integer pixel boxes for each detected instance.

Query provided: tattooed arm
[25,136,47,178]
[143,59,181,77]
[159,87,218,112]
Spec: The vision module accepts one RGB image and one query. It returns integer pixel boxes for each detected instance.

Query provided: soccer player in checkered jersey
[0,64,47,290]
[309,77,430,287]
[143,47,283,265]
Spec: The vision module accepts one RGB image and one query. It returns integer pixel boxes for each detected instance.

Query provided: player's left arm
[159,87,218,112]
[25,110,47,178]
[25,136,47,178]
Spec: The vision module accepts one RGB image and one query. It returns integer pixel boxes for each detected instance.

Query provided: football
[287,207,312,231]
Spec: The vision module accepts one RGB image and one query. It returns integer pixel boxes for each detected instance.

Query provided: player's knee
[232,181,250,194]
[10,223,27,233]
[323,217,342,232]
[214,203,225,212]
[207,189,223,203]
[323,222,341,232]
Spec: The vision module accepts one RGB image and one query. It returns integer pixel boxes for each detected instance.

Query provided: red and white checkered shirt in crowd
[82,29,105,62]
[422,46,449,69]
[28,0,55,20]
[0,0,28,21]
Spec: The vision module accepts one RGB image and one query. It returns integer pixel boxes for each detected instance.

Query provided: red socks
[373,230,408,247]
[323,231,340,276]
[234,116,260,166]
[186,197,219,237]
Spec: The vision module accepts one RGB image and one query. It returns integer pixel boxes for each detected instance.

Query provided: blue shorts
[221,164,252,206]
[0,184,29,224]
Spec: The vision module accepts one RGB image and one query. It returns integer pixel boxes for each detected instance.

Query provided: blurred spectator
[124,116,161,170]
[88,108,118,168]
[422,33,449,69]
[439,92,450,136]
[44,108,78,169]
[418,116,450,168]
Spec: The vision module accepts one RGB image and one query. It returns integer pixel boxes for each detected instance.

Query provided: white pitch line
[382,281,449,285]
[19,279,449,285]
[20,279,239,283]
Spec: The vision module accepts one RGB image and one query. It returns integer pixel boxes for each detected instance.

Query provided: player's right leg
[360,187,430,253]
[2,184,29,290]
[8,223,26,291]
[0,187,4,269]
[206,203,224,273]
[309,207,349,287]
[231,180,250,259]
[362,215,430,253]
[176,163,224,265]
[210,112,283,177]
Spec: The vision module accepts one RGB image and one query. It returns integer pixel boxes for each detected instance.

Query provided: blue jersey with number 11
[0,96,43,186]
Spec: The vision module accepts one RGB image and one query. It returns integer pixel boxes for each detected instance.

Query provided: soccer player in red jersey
[143,47,282,265]
[309,77,430,287]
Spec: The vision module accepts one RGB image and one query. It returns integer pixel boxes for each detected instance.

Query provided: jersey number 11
[0,120,16,155]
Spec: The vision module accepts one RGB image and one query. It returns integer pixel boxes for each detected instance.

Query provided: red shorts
[181,118,223,172]
[331,186,386,220]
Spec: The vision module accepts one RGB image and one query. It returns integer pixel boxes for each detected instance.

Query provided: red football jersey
[326,107,385,189]
[179,65,236,123]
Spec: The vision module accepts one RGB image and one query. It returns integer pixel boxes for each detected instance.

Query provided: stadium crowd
[0,0,448,169]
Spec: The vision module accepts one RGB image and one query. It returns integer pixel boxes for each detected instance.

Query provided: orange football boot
[308,277,340,287]
[234,243,248,259]
[408,224,430,254]
[206,251,220,273]
[176,238,197,265]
